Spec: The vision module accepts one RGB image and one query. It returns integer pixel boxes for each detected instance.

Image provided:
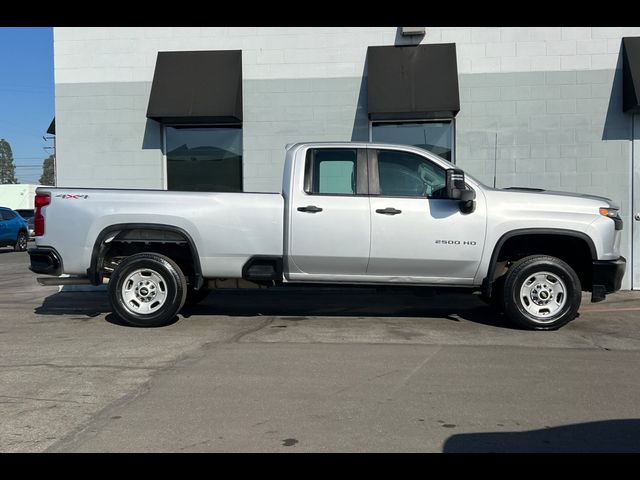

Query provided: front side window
[309,149,358,195]
[377,150,447,198]
[371,121,454,162]
[165,126,242,192]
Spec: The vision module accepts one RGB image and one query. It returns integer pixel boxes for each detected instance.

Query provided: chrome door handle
[635,213,640,221]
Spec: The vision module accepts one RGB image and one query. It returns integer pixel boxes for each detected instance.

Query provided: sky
[0,27,54,184]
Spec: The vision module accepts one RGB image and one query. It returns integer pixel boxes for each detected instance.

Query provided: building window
[165,126,242,192]
[371,120,454,162]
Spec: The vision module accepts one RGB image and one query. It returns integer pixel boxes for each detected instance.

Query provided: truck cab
[283,143,486,285]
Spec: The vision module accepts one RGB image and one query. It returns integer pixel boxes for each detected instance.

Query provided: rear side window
[0,210,15,220]
[307,149,358,195]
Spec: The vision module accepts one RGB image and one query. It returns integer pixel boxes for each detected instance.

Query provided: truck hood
[496,187,619,209]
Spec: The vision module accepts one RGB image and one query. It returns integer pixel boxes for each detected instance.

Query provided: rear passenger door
[287,147,371,280]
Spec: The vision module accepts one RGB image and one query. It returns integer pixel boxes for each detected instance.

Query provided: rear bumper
[591,256,626,302]
[28,247,62,276]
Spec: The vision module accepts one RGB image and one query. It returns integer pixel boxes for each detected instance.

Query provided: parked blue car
[0,207,29,252]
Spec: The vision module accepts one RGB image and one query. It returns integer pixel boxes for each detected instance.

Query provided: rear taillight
[34,193,50,236]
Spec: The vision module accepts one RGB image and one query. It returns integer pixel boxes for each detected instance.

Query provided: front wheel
[108,253,187,327]
[14,231,28,252]
[501,255,582,331]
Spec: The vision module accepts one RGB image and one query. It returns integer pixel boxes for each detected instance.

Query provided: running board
[37,277,93,286]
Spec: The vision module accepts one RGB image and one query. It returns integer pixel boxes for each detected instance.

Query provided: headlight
[599,207,620,219]
[599,207,623,231]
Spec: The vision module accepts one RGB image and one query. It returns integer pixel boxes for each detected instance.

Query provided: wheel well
[91,226,202,289]
[490,233,594,291]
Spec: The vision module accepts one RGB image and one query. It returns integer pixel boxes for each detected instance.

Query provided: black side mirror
[446,168,467,199]
[446,168,476,213]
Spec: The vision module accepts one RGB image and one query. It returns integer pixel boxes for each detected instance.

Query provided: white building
[52,27,640,289]
[0,184,37,213]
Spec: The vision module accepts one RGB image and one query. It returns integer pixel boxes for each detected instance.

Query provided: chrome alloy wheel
[519,271,567,322]
[121,268,168,315]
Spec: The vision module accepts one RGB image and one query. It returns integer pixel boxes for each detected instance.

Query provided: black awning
[147,50,242,124]
[46,118,55,135]
[623,37,640,113]
[367,43,460,120]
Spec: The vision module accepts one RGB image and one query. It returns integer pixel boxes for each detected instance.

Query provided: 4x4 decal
[55,194,88,199]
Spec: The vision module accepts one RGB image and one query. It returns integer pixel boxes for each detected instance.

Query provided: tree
[0,139,18,184]
[39,154,55,186]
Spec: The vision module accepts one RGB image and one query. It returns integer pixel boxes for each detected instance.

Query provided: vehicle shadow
[442,419,640,453]
[33,288,517,329]
[183,288,516,329]
[34,291,110,317]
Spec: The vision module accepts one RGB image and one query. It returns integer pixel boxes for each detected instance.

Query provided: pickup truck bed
[37,189,283,278]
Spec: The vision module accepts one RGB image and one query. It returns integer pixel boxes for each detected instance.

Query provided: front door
[367,148,487,284]
[287,147,370,281]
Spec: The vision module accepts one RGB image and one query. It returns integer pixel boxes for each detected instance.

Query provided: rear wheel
[108,253,187,327]
[14,231,28,252]
[501,255,581,330]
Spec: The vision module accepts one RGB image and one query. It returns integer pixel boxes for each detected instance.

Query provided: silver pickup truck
[29,142,625,330]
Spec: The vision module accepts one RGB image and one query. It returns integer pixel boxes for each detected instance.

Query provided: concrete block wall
[54,27,640,190]
[55,81,162,188]
[54,27,640,288]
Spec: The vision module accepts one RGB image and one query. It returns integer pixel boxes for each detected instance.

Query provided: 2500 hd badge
[435,240,477,246]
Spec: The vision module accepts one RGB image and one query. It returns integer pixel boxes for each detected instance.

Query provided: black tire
[184,287,211,308]
[14,231,28,252]
[108,253,187,327]
[501,255,581,331]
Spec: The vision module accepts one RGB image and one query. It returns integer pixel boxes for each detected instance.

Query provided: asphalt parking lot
[1,246,640,452]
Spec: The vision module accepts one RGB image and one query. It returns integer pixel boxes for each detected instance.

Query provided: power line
[0,89,52,95]
[0,83,51,90]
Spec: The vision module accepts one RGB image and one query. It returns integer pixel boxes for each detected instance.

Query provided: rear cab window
[304,148,360,195]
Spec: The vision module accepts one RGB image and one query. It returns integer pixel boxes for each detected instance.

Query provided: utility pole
[43,135,56,186]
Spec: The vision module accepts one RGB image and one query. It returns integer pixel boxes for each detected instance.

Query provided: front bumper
[28,247,62,276]
[591,256,626,302]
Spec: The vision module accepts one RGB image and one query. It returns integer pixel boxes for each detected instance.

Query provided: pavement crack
[0,363,156,371]
[0,395,90,405]
[332,369,403,396]
[386,345,442,400]
[227,318,274,343]
[178,439,211,451]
